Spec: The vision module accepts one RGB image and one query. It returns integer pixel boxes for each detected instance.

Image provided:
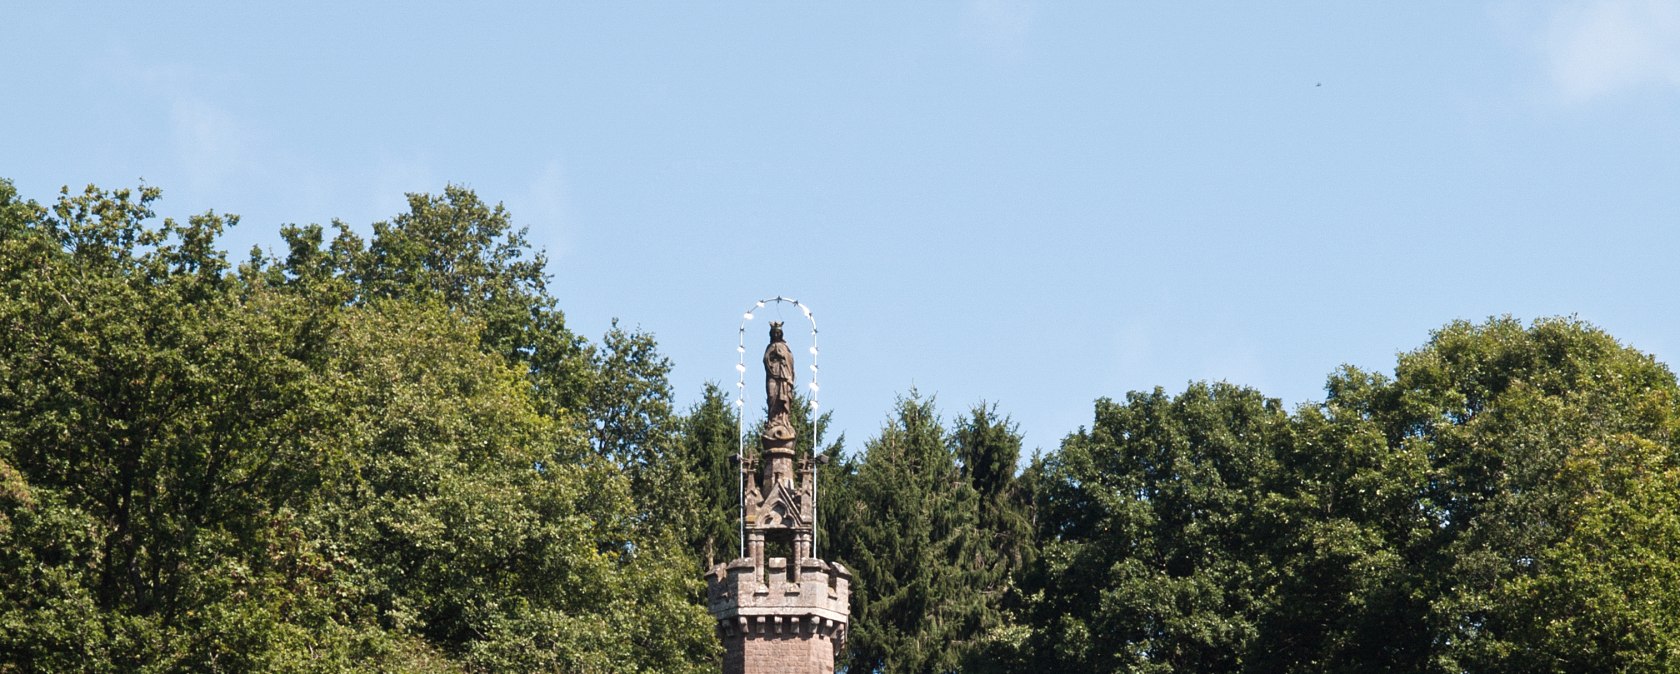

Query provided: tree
[837,393,989,674]
[1385,317,1680,673]
[588,321,678,486]
[0,182,392,669]
[1254,367,1432,674]
[950,404,1035,673]
[279,185,592,418]
[0,179,721,672]
[1257,316,1680,674]
[1484,435,1680,672]
[314,300,716,673]
[1028,383,1288,673]
[790,391,849,566]
[676,383,746,566]
[19,176,1680,672]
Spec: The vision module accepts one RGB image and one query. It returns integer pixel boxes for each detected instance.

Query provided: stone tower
[705,321,850,674]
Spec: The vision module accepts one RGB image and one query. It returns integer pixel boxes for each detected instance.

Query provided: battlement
[706,556,851,624]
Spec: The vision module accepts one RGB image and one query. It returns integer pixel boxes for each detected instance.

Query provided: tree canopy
[5,178,1679,673]
[0,180,713,672]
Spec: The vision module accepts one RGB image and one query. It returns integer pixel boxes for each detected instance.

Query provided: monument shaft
[705,321,850,674]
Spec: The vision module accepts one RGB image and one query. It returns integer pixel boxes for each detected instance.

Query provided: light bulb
[809,346,819,356]
[755,301,765,308]
[736,363,746,372]
[737,345,745,353]
[808,383,819,392]
[809,364,819,373]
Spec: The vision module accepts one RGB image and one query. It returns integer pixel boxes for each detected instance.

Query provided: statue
[763,322,795,441]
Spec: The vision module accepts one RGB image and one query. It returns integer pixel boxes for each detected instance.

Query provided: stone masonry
[706,321,849,674]
[705,556,850,674]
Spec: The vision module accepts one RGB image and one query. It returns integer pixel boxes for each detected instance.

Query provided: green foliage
[587,321,679,494]
[835,393,993,674]
[676,383,744,565]
[1485,436,1680,672]
[0,179,716,672]
[1254,317,1680,674]
[950,405,1035,673]
[1388,317,1680,673]
[1019,317,1680,674]
[10,176,1680,673]
[279,186,591,417]
[0,182,358,670]
[1029,383,1288,673]
[1253,370,1428,674]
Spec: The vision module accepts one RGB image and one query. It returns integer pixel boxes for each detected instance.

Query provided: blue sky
[6,2,1680,453]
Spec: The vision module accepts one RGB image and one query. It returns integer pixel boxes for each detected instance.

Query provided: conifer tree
[951,404,1035,672]
[677,383,742,565]
[838,393,988,673]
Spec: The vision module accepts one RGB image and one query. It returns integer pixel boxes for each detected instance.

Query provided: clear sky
[6,2,1680,453]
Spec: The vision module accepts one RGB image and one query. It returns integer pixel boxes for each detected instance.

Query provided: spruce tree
[839,393,987,673]
[951,404,1035,672]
